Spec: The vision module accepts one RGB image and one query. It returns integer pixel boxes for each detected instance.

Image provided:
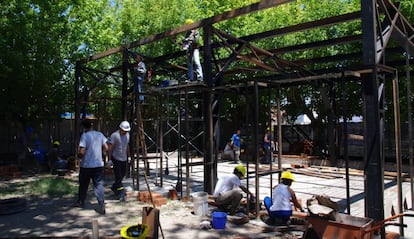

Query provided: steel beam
[79,0,292,64]
[361,1,385,237]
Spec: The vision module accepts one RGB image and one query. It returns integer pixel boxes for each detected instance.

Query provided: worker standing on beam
[182,18,203,83]
[132,54,147,102]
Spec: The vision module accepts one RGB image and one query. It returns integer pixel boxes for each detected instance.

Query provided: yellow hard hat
[185,19,194,25]
[120,224,149,239]
[53,141,60,146]
[281,171,295,181]
[234,165,246,177]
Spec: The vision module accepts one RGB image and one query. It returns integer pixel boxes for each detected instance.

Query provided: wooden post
[92,220,99,239]
[142,207,160,239]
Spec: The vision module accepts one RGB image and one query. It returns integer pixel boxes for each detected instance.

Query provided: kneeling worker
[264,171,304,225]
[213,165,254,215]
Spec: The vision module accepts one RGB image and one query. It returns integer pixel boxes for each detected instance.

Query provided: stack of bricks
[138,191,168,207]
[0,165,21,179]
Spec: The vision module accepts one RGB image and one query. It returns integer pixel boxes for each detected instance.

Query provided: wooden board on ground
[304,165,408,180]
[292,168,339,179]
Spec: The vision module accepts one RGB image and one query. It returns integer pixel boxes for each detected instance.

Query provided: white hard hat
[119,121,131,131]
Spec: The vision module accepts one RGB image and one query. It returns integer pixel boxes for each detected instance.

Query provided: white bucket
[192,192,208,216]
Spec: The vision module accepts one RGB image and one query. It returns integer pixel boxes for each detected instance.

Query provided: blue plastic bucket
[212,211,227,229]
[160,80,170,87]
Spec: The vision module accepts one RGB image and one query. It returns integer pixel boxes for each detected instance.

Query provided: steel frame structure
[74,0,414,234]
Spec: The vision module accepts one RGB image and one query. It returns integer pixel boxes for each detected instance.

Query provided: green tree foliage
[0,0,72,128]
[1,0,413,134]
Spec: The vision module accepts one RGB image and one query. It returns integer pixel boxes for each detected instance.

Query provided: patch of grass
[28,177,78,196]
[0,177,78,198]
[0,181,27,197]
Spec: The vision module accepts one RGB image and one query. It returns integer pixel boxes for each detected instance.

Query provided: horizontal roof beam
[79,0,292,64]
[271,34,362,55]
[241,11,361,43]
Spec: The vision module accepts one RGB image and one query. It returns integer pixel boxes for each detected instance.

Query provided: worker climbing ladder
[130,87,149,191]
[129,53,149,190]
[131,84,166,191]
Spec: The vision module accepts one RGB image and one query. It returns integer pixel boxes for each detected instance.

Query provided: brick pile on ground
[0,165,21,179]
[137,191,168,207]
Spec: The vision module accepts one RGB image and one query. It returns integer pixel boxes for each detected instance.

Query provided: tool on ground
[120,224,149,239]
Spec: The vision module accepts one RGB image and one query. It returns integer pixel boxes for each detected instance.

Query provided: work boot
[74,200,85,208]
[215,205,226,212]
[95,202,106,215]
[119,190,126,202]
[265,217,276,225]
[116,187,125,201]
[111,185,118,195]
[273,217,288,226]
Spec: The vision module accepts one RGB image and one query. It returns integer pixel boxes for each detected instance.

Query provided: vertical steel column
[185,89,190,197]
[158,94,164,187]
[203,24,215,194]
[267,86,274,197]
[406,50,414,211]
[341,70,351,215]
[392,74,404,237]
[177,89,182,196]
[253,80,260,215]
[121,49,129,120]
[361,0,385,235]
[130,60,137,189]
[277,87,282,175]
[74,61,82,159]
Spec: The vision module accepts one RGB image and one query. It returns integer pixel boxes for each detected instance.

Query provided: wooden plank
[142,207,160,239]
[293,168,338,179]
[305,165,409,181]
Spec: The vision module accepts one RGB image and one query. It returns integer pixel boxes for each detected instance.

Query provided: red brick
[138,191,163,203]
[153,197,168,207]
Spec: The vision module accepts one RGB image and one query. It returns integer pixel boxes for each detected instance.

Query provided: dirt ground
[1,157,413,239]
[0,173,302,239]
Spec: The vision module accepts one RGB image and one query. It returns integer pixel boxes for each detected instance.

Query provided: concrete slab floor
[0,153,412,238]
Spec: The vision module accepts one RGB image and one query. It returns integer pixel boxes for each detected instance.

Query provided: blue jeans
[136,76,144,101]
[186,49,203,81]
[264,196,292,221]
[78,167,105,204]
[112,158,127,196]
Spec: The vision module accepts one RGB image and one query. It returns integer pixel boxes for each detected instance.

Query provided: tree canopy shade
[1,0,413,130]
[76,0,414,124]
[2,0,414,225]
[0,0,72,127]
